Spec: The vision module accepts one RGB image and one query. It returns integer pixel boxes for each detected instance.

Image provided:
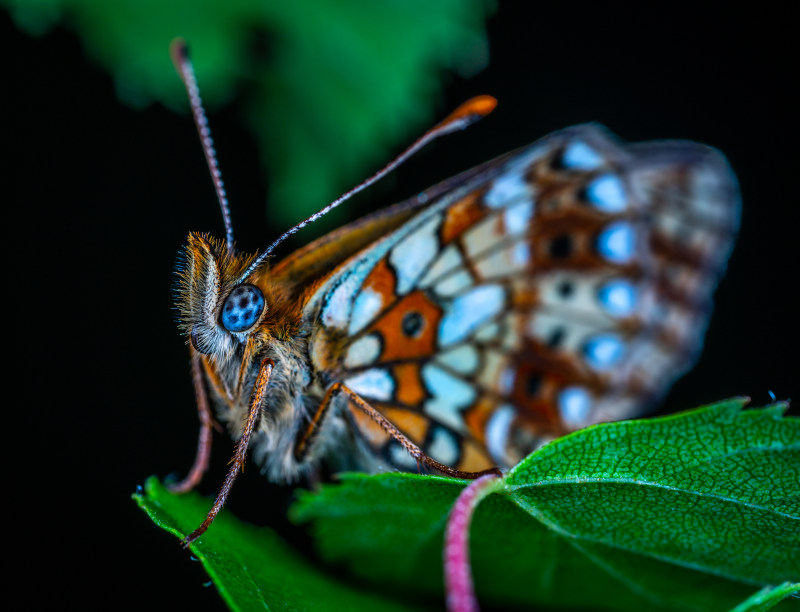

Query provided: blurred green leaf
[133,476,425,612]
[292,400,800,611]
[730,583,800,612]
[4,0,492,224]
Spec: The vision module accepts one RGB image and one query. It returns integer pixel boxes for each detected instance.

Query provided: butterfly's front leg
[167,350,220,494]
[295,382,502,480]
[182,357,275,546]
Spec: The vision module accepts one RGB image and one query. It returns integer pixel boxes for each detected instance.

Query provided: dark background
[9,4,797,610]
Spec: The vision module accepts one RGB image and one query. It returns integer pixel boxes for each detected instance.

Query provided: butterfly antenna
[242,95,498,277]
[170,39,235,253]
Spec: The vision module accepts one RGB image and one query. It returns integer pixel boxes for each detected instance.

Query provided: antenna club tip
[465,95,498,116]
[448,95,498,123]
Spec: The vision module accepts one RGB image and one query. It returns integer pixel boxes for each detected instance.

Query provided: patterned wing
[306,124,739,471]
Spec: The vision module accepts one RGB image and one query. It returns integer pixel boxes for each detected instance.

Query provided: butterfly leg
[168,350,218,494]
[296,382,501,479]
[182,357,274,546]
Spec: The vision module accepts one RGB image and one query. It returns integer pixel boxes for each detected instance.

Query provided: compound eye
[220,284,266,332]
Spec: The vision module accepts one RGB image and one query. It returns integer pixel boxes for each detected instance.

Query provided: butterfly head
[175,233,270,362]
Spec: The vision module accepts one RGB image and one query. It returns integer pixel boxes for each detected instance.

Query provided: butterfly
[166,42,739,544]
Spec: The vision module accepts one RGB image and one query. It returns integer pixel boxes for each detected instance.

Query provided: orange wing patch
[381,406,430,445]
[456,439,494,473]
[346,398,392,448]
[440,191,487,244]
[361,257,397,303]
[462,397,497,448]
[392,363,428,406]
[368,290,443,362]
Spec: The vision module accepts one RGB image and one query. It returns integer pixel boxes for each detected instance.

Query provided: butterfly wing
[265,159,499,301]
[303,124,739,471]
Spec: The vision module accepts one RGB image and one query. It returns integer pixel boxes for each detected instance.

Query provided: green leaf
[291,400,800,611]
[730,583,800,612]
[505,398,799,585]
[133,476,424,612]
[134,401,798,610]
[3,0,492,224]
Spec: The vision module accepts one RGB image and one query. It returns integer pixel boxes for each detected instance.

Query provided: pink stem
[444,473,502,612]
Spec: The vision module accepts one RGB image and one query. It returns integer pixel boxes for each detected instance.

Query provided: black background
[9,4,797,610]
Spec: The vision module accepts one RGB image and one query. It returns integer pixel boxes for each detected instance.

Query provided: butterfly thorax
[217,337,325,482]
[175,233,357,481]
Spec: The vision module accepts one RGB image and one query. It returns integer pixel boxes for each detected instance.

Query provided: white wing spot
[503,200,535,234]
[427,427,460,466]
[389,443,419,469]
[597,279,637,317]
[422,363,475,432]
[434,270,474,298]
[558,386,592,429]
[344,368,394,402]
[344,334,382,368]
[498,366,515,395]
[439,285,505,346]
[478,349,509,395]
[474,242,529,279]
[485,171,532,208]
[321,273,361,330]
[463,214,502,258]
[561,141,604,170]
[436,344,480,375]
[583,333,626,369]
[348,287,383,334]
[419,243,463,288]
[475,321,500,342]
[585,174,627,213]
[512,242,530,266]
[485,405,514,465]
[389,215,440,295]
[596,222,635,263]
